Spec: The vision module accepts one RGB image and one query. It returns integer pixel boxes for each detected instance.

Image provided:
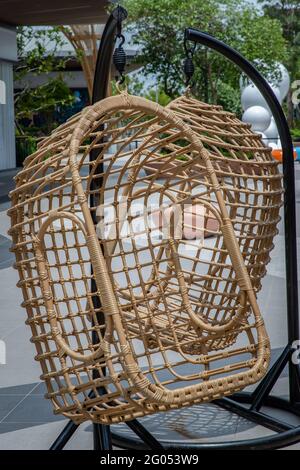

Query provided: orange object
[272,148,297,162]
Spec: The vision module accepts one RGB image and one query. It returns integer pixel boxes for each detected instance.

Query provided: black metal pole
[92,7,128,104]
[125,419,164,450]
[50,421,79,451]
[89,5,128,452]
[185,28,300,405]
[90,7,164,451]
[215,397,293,433]
[250,345,292,411]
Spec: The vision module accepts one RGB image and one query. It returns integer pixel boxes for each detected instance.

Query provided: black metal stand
[50,9,300,451]
[90,7,127,450]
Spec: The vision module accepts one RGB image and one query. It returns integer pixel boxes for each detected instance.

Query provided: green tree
[123,0,287,112]
[258,0,300,126]
[15,26,74,136]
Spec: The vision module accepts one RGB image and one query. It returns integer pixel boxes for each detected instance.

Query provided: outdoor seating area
[1,0,300,455]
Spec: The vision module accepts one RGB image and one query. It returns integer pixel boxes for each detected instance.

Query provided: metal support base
[111,397,300,451]
[50,344,300,450]
[49,393,300,451]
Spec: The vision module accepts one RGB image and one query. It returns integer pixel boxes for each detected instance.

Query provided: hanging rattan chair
[9,92,276,425]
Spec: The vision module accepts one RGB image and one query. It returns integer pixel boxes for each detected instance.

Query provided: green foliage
[111,75,171,106]
[144,88,172,106]
[123,0,287,105]
[16,26,67,78]
[290,127,300,141]
[111,74,144,96]
[15,135,37,167]
[16,78,74,121]
[216,82,242,116]
[258,0,300,79]
[258,1,300,126]
[15,26,74,137]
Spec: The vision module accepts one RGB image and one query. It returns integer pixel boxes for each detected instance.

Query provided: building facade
[0,26,17,170]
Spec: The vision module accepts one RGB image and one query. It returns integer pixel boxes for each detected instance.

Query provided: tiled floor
[0,165,300,449]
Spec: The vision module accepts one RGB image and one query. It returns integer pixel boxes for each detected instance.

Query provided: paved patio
[0,165,300,449]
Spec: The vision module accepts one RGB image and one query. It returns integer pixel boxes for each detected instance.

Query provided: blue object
[294,147,300,161]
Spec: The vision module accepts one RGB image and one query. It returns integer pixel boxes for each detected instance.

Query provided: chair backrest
[9,93,272,425]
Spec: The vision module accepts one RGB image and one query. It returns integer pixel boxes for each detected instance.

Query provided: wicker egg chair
[9,92,271,425]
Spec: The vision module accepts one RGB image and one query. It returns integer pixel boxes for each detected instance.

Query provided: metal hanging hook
[113,35,126,85]
[183,37,196,87]
[113,7,127,86]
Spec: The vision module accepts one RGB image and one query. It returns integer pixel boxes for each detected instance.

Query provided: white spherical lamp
[241,84,281,112]
[242,106,271,132]
[241,85,259,111]
[264,117,279,144]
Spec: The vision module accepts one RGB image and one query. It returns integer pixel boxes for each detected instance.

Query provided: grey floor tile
[64,424,93,450]
[3,395,64,423]
[284,442,300,450]
[263,405,300,427]
[29,382,47,396]
[0,423,42,435]
[0,308,42,389]
[0,325,19,340]
[0,234,14,269]
[0,395,24,421]
[0,201,11,212]
[0,383,38,396]
[258,275,290,349]
[0,421,73,450]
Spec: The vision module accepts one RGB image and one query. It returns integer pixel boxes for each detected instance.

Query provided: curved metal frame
[50,11,300,451]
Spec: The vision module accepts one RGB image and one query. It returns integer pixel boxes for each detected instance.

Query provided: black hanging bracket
[183,36,196,86]
[113,34,126,84]
[112,5,127,84]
